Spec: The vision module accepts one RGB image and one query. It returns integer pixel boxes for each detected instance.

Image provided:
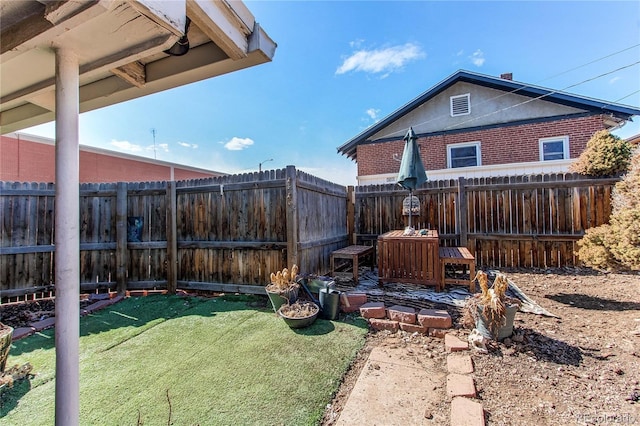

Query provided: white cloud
[609,76,621,84]
[110,139,143,152]
[336,43,425,76]
[223,136,254,151]
[178,141,199,149]
[366,108,381,122]
[145,143,169,154]
[456,50,464,56]
[469,49,485,67]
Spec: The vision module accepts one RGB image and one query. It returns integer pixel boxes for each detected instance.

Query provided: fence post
[457,176,468,247]
[166,181,178,294]
[115,182,127,295]
[347,185,355,245]
[285,165,299,268]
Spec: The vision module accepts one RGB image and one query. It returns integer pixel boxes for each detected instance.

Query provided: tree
[570,130,632,177]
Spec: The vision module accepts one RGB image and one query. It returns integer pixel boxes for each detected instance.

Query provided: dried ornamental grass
[267,265,300,292]
[279,301,319,319]
[463,271,520,339]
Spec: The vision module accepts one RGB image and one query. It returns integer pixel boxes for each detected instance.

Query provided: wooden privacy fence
[0,170,619,300]
[354,173,618,269]
[0,166,348,299]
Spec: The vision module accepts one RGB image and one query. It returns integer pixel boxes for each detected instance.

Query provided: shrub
[576,224,617,270]
[608,208,640,270]
[577,148,640,270]
[570,130,632,177]
[612,148,640,211]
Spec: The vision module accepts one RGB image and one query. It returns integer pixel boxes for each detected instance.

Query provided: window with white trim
[450,93,470,117]
[539,136,569,161]
[447,142,481,168]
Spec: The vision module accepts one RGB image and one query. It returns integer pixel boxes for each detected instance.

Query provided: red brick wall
[357,115,607,176]
[0,135,219,183]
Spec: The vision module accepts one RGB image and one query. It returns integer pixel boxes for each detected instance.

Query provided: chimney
[500,72,513,80]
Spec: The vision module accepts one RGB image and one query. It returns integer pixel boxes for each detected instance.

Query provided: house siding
[0,134,222,183]
[357,114,606,176]
[369,82,585,141]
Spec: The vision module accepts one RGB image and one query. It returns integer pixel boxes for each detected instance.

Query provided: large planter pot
[278,302,319,329]
[476,304,518,341]
[266,286,299,313]
[0,324,13,373]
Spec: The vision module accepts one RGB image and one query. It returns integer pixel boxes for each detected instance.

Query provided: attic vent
[450,93,470,117]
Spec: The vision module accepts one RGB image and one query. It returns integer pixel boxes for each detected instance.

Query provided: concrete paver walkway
[335,344,445,425]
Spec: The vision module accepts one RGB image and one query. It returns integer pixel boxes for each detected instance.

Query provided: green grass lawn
[1,295,368,425]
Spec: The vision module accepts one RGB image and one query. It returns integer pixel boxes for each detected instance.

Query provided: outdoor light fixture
[164,17,191,56]
[259,158,273,172]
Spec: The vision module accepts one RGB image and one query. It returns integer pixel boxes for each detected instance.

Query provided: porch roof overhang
[0,0,277,134]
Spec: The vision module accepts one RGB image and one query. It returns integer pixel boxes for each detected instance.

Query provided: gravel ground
[322,267,640,426]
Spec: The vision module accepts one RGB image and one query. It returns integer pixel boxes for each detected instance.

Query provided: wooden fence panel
[296,170,348,274]
[174,170,289,286]
[0,171,622,299]
[355,173,618,269]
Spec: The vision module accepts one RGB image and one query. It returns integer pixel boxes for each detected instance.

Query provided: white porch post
[54,46,80,426]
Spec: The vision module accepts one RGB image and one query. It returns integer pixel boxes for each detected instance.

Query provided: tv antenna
[151,128,157,159]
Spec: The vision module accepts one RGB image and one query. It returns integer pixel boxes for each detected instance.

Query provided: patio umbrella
[397,127,427,228]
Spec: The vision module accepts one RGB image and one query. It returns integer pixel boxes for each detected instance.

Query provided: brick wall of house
[357,115,607,176]
[0,134,220,183]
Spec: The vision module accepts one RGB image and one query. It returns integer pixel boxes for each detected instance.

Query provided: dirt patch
[322,267,640,425]
[472,268,640,425]
[0,298,97,329]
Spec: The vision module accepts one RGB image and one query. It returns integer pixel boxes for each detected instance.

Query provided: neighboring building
[338,70,640,185]
[0,132,225,183]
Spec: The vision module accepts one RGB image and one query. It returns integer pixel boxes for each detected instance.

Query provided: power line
[373,44,640,140]
[615,90,640,103]
[443,60,640,131]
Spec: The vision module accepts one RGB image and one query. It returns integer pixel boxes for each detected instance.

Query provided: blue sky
[23,1,640,186]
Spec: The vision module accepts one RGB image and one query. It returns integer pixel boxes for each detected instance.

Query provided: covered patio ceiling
[0,0,276,133]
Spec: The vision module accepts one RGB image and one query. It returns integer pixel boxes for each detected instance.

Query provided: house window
[447,142,481,168]
[450,94,470,117]
[539,136,569,161]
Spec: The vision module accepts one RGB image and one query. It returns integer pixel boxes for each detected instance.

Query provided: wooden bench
[330,245,375,284]
[439,247,476,292]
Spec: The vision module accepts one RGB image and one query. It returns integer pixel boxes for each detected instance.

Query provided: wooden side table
[330,245,375,284]
[439,247,476,292]
[377,230,440,290]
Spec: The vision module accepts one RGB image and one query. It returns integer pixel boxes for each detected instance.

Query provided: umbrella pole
[408,190,412,229]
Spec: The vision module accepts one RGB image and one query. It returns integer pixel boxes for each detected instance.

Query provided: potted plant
[277,300,320,329]
[266,265,300,313]
[0,323,13,374]
[464,271,520,341]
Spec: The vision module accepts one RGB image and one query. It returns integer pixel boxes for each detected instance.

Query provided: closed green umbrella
[397,127,427,228]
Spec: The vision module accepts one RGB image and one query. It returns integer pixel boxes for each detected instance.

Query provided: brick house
[0,132,224,183]
[337,70,640,185]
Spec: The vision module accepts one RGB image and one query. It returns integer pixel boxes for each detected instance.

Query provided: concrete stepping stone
[450,396,485,426]
[445,334,469,352]
[447,354,474,374]
[446,373,476,397]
